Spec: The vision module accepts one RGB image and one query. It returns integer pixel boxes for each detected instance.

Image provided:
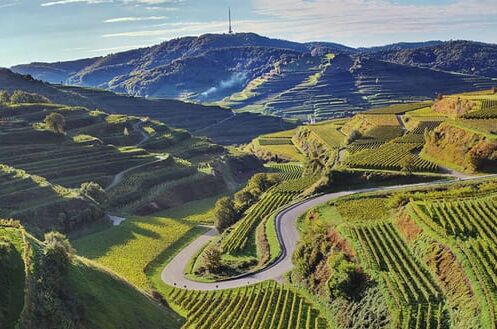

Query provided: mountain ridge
[10,33,497,119]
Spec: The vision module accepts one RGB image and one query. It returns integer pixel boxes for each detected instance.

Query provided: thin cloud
[104,16,166,23]
[0,1,18,8]
[41,0,110,6]
[121,0,182,4]
[40,0,179,6]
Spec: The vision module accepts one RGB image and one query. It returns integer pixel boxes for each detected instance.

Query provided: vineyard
[222,174,317,253]
[348,222,445,328]
[408,194,497,328]
[345,141,439,172]
[306,121,346,149]
[365,102,433,115]
[167,282,328,329]
[258,137,294,146]
[409,121,443,134]
[346,141,383,154]
[266,163,304,180]
[463,99,497,119]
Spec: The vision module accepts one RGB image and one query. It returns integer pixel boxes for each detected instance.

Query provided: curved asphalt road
[162,174,497,291]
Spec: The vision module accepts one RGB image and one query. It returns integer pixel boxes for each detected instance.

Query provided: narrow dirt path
[105,119,152,191]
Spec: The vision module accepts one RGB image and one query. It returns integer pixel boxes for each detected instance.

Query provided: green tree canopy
[201,246,222,273]
[214,197,239,233]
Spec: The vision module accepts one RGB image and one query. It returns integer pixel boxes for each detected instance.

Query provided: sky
[1,0,497,67]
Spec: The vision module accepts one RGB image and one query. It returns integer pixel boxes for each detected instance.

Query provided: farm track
[105,120,161,191]
[162,173,497,291]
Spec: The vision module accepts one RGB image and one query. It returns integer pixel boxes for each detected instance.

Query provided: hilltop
[373,40,497,78]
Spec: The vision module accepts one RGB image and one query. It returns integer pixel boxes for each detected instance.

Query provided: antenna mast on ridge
[228,8,233,34]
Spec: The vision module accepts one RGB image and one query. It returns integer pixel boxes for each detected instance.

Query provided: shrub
[80,182,107,205]
[327,253,367,300]
[10,90,50,104]
[44,112,65,135]
[43,232,75,275]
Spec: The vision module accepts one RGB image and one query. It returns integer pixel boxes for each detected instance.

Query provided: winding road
[161,174,497,291]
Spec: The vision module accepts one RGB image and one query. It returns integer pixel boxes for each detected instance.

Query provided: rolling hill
[11,34,497,121]
[0,68,297,144]
[221,53,495,119]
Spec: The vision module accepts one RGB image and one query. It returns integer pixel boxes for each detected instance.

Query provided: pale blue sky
[1,0,497,67]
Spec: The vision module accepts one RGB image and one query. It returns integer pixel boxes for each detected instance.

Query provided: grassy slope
[0,225,182,329]
[73,216,195,289]
[0,227,25,329]
[74,196,220,289]
[67,258,184,329]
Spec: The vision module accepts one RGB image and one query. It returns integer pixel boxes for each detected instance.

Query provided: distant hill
[220,53,495,120]
[10,35,497,120]
[10,33,357,102]
[359,40,445,53]
[372,40,497,78]
[12,33,312,100]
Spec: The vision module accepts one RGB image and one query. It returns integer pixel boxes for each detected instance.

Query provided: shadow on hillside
[72,215,187,259]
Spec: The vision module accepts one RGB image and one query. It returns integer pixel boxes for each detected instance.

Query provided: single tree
[0,90,10,104]
[43,231,75,275]
[214,197,238,232]
[399,156,415,173]
[234,189,257,213]
[345,129,361,145]
[202,247,222,273]
[44,112,65,135]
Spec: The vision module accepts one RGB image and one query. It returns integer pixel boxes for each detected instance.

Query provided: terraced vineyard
[168,282,328,329]
[347,141,384,154]
[221,164,317,254]
[349,222,444,328]
[366,102,433,114]
[306,121,346,149]
[408,194,497,328]
[266,163,303,180]
[409,121,443,134]
[462,99,497,119]
[345,142,439,172]
[0,100,233,232]
[258,137,294,146]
